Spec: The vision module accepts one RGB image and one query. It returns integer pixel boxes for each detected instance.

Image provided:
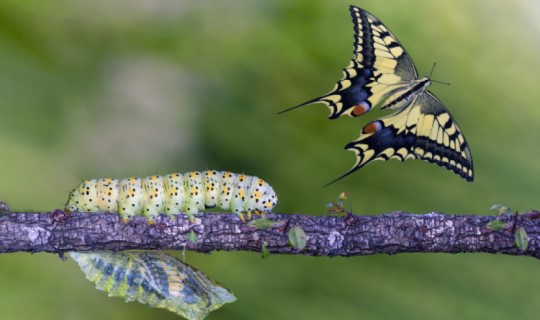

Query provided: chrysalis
[65,170,278,223]
[69,251,236,320]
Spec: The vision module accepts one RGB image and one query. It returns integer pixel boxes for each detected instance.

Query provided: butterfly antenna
[429,62,437,78]
[429,62,451,86]
[431,79,451,86]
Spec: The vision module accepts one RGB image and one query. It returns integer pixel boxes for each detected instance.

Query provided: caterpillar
[65,170,278,223]
[69,251,236,320]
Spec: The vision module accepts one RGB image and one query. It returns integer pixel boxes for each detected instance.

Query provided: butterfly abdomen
[65,170,278,223]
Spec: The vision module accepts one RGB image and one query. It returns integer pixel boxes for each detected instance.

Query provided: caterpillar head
[65,179,101,213]
[65,190,80,213]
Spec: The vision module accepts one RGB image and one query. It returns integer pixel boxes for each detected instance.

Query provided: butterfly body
[281,6,474,183]
[379,77,431,111]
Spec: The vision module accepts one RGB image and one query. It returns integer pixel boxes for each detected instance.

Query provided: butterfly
[279,5,474,184]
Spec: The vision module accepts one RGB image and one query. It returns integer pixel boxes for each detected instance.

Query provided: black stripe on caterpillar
[65,170,277,223]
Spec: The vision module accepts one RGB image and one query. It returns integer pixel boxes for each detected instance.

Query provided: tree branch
[0,210,538,259]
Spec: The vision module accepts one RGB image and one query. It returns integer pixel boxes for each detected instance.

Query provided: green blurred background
[0,0,539,319]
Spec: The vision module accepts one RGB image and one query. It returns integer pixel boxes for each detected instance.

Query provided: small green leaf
[288,226,307,251]
[247,218,277,230]
[186,231,198,244]
[261,241,269,259]
[486,220,507,231]
[489,204,512,216]
[515,227,528,252]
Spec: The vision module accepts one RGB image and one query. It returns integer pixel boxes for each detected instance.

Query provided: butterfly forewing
[281,6,418,118]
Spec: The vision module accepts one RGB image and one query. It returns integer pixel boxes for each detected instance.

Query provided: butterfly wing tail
[322,165,362,187]
[277,95,327,115]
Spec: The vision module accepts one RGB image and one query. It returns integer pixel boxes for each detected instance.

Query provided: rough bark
[0,210,538,259]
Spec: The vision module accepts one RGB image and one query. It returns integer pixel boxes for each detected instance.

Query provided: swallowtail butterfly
[280,5,474,184]
[65,170,277,223]
[70,251,236,319]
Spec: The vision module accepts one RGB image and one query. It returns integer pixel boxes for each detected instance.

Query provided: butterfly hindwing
[341,91,473,182]
[414,92,473,180]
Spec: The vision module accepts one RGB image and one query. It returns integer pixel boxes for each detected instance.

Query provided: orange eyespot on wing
[362,120,383,134]
[351,102,371,117]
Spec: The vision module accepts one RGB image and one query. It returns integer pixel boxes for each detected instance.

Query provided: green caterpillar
[70,251,236,320]
[65,170,277,223]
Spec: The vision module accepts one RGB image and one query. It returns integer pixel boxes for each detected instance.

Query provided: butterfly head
[418,76,432,89]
